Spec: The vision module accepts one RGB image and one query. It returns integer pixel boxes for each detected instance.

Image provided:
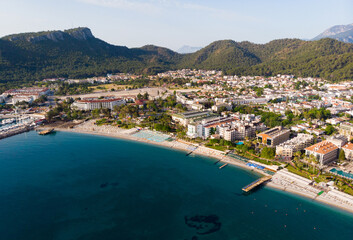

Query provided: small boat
[38,128,54,135]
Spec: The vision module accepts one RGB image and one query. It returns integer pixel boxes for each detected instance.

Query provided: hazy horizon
[1,0,352,51]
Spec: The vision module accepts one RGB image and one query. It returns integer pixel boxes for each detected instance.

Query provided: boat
[1,118,15,125]
[38,128,55,135]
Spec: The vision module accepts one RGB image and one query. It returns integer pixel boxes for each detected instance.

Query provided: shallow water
[0,131,353,240]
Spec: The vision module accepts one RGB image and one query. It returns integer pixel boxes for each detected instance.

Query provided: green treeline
[1,31,353,86]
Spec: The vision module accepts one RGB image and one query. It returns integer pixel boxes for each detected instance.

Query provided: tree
[325,124,335,135]
[339,149,346,161]
[46,110,56,122]
[261,147,275,159]
[91,109,101,118]
[143,92,149,100]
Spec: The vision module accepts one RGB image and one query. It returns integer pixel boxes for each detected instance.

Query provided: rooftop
[342,142,353,151]
[305,141,338,155]
[258,126,290,139]
[77,98,123,103]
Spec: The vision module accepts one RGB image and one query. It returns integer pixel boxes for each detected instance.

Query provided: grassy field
[89,84,131,92]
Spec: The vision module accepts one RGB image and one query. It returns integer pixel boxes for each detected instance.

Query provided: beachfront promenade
[270,170,353,211]
[55,120,353,213]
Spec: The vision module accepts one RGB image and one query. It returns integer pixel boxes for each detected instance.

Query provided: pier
[0,125,34,140]
[219,163,228,169]
[186,145,198,156]
[242,176,272,192]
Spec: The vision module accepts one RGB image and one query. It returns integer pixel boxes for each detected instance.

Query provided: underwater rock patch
[185,215,221,235]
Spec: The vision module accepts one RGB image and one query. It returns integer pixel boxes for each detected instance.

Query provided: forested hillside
[0,27,352,86]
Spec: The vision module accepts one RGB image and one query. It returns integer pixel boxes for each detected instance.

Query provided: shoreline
[38,122,353,215]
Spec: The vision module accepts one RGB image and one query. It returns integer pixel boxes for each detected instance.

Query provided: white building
[342,143,353,160]
[72,98,125,110]
[305,141,339,166]
[232,97,268,105]
[172,111,211,127]
[276,134,314,158]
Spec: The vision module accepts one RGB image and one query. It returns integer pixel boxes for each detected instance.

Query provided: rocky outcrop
[5,27,94,43]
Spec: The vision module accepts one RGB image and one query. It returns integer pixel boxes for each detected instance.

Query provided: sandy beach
[41,120,353,215]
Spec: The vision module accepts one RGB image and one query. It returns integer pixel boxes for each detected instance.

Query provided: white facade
[72,98,126,110]
[276,134,314,158]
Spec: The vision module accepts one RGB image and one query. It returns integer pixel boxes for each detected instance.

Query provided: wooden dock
[242,176,272,192]
[219,163,228,169]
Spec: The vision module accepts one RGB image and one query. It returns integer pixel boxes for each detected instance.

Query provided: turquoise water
[1,131,353,240]
[330,168,353,180]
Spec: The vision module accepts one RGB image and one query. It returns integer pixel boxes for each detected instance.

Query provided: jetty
[242,176,272,192]
[219,163,228,169]
[0,125,34,140]
[38,128,54,135]
[186,145,198,156]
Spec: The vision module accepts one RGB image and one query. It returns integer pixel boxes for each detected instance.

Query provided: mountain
[313,23,353,43]
[177,45,202,54]
[0,27,180,84]
[0,27,353,88]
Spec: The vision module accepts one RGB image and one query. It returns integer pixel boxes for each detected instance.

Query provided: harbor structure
[72,97,126,110]
[276,133,314,158]
[257,126,290,147]
[305,141,339,166]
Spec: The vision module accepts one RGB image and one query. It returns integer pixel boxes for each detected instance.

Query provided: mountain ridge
[313,23,353,43]
[0,27,352,85]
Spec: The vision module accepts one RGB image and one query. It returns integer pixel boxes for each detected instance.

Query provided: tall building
[186,116,235,139]
[257,127,290,147]
[220,121,266,142]
[305,141,339,166]
[72,98,125,110]
[276,133,314,158]
[171,111,211,126]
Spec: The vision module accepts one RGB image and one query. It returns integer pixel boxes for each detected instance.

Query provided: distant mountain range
[177,45,202,54]
[313,23,353,43]
[0,27,352,86]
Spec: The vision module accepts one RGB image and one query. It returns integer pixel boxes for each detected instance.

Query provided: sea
[0,131,353,240]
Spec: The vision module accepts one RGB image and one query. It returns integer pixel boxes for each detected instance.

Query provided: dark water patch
[185,215,221,235]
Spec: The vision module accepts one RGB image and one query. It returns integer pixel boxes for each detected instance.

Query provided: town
[2,69,353,207]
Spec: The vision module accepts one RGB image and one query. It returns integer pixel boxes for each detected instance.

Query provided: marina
[0,115,42,140]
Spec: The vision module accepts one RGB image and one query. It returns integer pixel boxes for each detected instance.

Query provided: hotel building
[257,127,290,147]
[276,133,314,158]
[305,141,339,166]
[72,97,126,110]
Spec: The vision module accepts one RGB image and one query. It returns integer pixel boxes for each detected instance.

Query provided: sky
[0,0,352,51]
